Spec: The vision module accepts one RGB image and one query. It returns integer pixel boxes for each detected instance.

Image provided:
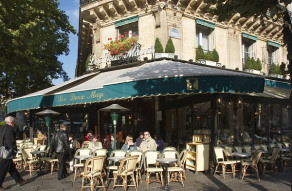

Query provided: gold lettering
[70,94,85,101]
[58,96,67,102]
[88,91,104,100]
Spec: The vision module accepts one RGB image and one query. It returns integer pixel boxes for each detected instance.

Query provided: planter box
[154,53,175,59]
[196,59,221,67]
[244,69,263,75]
[269,74,284,79]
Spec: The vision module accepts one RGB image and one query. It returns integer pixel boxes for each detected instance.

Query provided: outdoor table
[108,156,125,162]
[74,155,92,161]
[232,152,251,179]
[157,158,178,190]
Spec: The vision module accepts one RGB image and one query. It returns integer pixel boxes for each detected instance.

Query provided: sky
[53,0,80,85]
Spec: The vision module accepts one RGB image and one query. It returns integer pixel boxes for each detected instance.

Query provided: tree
[0,0,75,100]
[165,38,175,53]
[154,38,164,53]
[212,49,220,62]
[196,46,205,60]
[205,51,215,61]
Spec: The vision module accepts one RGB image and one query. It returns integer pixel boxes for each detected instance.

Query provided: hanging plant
[103,34,138,55]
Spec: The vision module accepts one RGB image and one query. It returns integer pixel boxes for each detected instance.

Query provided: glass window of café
[118,22,138,37]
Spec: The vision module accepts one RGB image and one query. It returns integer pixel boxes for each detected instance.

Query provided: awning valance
[7,60,266,113]
[242,32,257,41]
[195,18,215,29]
[115,16,138,28]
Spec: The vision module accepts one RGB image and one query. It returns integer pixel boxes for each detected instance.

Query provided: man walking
[0,116,26,189]
[137,131,157,152]
[51,123,69,180]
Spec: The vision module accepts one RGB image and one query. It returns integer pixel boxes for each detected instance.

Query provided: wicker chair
[112,155,139,190]
[144,150,164,188]
[126,150,144,187]
[106,150,127,181]
[214,147,237,179]
[73,148,93,181]
[260,147,280,176]
[81,156,106,191]
[241,150,262,181]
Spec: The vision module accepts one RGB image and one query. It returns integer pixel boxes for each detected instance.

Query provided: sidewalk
[2,167,291,190]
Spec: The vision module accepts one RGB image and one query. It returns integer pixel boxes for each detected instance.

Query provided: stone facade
[77,0,288,78]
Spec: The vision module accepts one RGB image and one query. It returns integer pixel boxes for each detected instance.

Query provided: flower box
[154,53,175,59]
[269,74,284,79]
[196,59,221,67]
[244,69,263,75]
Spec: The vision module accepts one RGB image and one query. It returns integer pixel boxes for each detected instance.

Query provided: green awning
[6,60,265,113]
[195,18,215,29]
[242,32,257,41]
[115,16,138,28]
[267,40,281,48]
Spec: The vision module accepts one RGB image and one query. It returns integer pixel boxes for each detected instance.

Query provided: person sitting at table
[137,131,157,152]
[154,134,165,152]
[121,135,137,151]
[42,133,48,145]
[135,132,144,147]
[88,135,103,151]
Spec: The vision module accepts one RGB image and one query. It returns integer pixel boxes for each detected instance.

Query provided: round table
[157,158,178,190]
[74,155,92,160]
[108,156,125,162]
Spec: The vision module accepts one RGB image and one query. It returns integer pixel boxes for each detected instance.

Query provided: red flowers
[104,35,138,56]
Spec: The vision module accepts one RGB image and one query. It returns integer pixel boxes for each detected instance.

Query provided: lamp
[100,104,130,150]
[35,109,60,146]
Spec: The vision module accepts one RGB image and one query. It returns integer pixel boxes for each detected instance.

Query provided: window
[118,22,138,37]
[196,25,214,53]
[267,45,279,66]
[242,38,256,63]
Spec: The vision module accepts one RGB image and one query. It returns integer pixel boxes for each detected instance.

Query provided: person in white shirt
[88,136,103,151]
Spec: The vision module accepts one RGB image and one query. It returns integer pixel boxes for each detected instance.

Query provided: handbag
[0,127,14,160]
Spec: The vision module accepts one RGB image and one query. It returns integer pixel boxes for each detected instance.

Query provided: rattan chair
[113,155,139,191]
[144,150,164,188]
[106,150,127,181]
[93,149,107,156]
[81,156,106,191]
[127,150,144,187]
[73,148,93,181]
[214,147,237,179]
[21,147,38,176]
[241,150,262,181]
[260,147,280,176]
[163,147,176,151]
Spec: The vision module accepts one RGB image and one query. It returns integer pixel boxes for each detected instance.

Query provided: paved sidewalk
[2,167,291,190]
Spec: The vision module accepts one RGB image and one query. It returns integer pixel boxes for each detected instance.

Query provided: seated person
[88,135,103,150]
[154,134,165,152]
[121,135,137,151]
[42,133,48,145]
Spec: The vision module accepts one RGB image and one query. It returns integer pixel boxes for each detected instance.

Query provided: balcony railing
[80,0,99,6]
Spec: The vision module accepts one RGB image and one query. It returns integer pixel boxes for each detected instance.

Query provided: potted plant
[103,35,138,56]
[269,63,283,78]
[164,37,175,58]
[154,38,165,58]
[244,57,262,75]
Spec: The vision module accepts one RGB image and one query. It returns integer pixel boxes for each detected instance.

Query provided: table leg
[161,165,170,190]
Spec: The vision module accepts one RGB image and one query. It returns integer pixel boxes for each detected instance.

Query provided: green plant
[154,38,164,53]
[103,35,138,55]
[254,58,262,71]
[280,62,287,75]
[212,49,219,62]
[244,57,262,71]
[196,46,205,60]
[205,51,214,61]
[165,37,175,53]
[270,63,281,74]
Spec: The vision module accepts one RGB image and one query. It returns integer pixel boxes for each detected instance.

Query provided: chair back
[83,141,91,148]
[224,146,233,156]
[93,149,107,156]
[110,149,127,157]
[276,143,283,149]
[163,147,176,151]
[22,147,35,161]
[118,155,138,174]
[283,142,290,149]
[251,150,262,166]
[179,149,187,168]
[253,144,261,151]
[162,150,178,159]
[84,156,105,174]
[260,144,268,152]
[38,145,47,151]
[75,148,92,156]
[144,150,160,169]
[234,146,243,153]
[270,147,280,162]
[127,150,143,168]
[243,145,252,154]
[214,147,225,162]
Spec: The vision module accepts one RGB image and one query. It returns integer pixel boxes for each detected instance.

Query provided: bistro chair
[42,157,59,175]
[126,150,144,186]
[179,149,187,180]
[260,147,280,176]
[162,150,184,187]
[13,150,23,169]
[242,145,252,155]
[106,150,127,181]
[81,156,106,191]
[241,150,262,181]
[223,146,235,160]
[234,146,243,153]
[73,148,93,181]
[213,147,237,179]
[144,150,164,188]
[21,147,38,176]
[112,155,139,191]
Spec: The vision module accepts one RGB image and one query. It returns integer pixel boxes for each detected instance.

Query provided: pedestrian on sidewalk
[0,116,26,189]
[51,123,70,180]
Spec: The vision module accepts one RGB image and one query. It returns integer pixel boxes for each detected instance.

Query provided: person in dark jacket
[51,123,70,180]
[0,116,26,189]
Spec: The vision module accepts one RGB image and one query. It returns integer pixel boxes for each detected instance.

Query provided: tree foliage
[0,0,75,99]
[196,46,205,60]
